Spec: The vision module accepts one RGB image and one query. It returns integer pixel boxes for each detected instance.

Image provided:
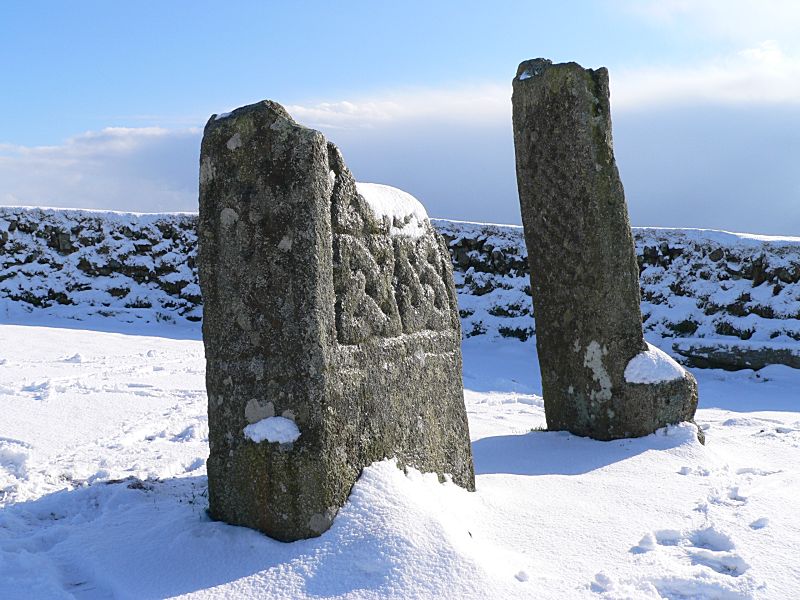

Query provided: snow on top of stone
[0,205,197,219]
[243,416,300,444]
[517,61,549,81]
[638,227,800,247]
[214,112,233,121]
[355,182,429,238]
[625,342,686,384]
[432,218,524,231]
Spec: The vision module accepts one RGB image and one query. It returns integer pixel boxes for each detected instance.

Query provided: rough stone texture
[198,100,474,542]
[512,59,699,440]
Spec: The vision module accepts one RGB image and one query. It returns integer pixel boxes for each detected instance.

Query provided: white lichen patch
[243,416,300,444]
[220,207,239,229]
[236,312,251,331]
[244,399,275,424]
[583,341,612,402]
[625,343,686,384]
[277,234,293,252]
[308,509,336,534]
[249,358,265,380]
[226,132,242,150]
[200,157,216,184]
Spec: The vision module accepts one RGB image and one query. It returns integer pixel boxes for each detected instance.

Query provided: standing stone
[198,100,474,542]
[511,59,700,441]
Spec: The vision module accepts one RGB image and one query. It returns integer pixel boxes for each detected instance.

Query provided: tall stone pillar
[512,59,700,441]
[198,100,474,541]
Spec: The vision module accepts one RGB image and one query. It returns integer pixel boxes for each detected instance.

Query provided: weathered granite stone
[512,59,699,441]
[198,100,474,541]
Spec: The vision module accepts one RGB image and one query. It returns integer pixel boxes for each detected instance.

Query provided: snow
[214,111,232,120]
[0,206,202,326]
[0,321,797,598]
[431,218,800,351]
[0,205,196,218]
[4,206,799,353]
[355,182,429,238]
[643,227,800,246]
[625,342,687,384]
[243,416,300,444]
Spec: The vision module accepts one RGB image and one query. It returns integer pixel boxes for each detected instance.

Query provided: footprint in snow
[0,438,30,479]
[774,426,798,434]
[707,484,749,507]
[184,458,205,473]
[21,380,51,400]
[631,526,749,577]
[171,423,208,442]
[678,465,711,476]
[688,528,750,577]
[755,426,800,442]
[735,466,782,476]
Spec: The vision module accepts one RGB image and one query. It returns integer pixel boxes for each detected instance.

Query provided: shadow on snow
[471,425,696,477]
[0,475,403,599]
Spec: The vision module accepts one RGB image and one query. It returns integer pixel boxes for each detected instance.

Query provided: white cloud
[1,51,797,232]
[286,83,511,130]
[288,43,800,127]
[0,127,201,213]
[621,0,800,46]
[613,41,800,109]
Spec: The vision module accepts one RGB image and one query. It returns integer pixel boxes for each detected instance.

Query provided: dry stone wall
[2,206,799,369]
[437,220,800,370]
[0,207,201,325]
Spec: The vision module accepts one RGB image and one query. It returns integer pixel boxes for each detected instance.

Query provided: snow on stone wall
[435,219,800,369]
[2,207,799,368]
[433,220,533,341]
[0,207,201,325]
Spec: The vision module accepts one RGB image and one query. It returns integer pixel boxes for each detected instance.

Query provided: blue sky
[1,0,799,234]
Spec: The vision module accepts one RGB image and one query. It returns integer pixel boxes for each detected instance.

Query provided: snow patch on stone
[355,182,429,238]
[243,416,300,444]
[625,342,686,384]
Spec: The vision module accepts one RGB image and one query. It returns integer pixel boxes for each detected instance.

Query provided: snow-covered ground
[1,320,799,599]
